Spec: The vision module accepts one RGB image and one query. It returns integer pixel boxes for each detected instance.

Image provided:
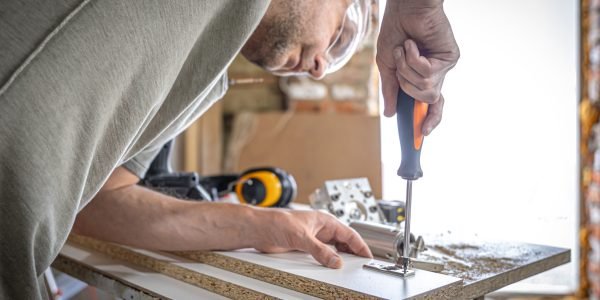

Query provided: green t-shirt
[0,0,269,298]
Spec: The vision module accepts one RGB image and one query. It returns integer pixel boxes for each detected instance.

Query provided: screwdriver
[396,88,428,275]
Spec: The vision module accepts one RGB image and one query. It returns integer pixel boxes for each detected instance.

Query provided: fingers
[394,41,442,104]
[305,236,343,269]
[422,94,445,135]
[335,242,351,253]
[332,225,373,258]
[378,40,442,117]
[262,211,373,269]
[315,215,373,259]
[403,39,433,77]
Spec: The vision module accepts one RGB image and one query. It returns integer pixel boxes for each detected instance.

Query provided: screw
[350,208,362,219]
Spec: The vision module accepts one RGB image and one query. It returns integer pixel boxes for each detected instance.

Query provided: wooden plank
[64,235,462,299]
[63,236,320,300]
[66,235,273,300]
[54,245,224,300]
[418,237,571,298]
[135,249,319,300]
[174,249,463,300]
[59,234,570,299]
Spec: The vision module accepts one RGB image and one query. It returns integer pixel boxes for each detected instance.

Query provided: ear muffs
[235,167,297,207]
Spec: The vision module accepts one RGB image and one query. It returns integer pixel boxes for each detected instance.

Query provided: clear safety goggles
[324,0,370,74]
[275,0,370,78]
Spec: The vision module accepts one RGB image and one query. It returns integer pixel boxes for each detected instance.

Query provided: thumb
[305,237,343,269]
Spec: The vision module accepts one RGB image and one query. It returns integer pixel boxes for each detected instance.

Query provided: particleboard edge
[66,235,274,300]
[460,248,571,299]
[171,251,381,300]
[52,254,165,300]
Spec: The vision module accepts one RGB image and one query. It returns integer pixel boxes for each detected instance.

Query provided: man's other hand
[250,209,373,268]
[377,0,459,135]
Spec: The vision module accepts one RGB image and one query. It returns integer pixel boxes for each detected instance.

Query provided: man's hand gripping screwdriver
[396,87,428,275]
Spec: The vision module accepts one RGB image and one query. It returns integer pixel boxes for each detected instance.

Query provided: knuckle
[344,231,357,245]
[318,211,337,224]
[418,77,434,90]
[422,66,434,77]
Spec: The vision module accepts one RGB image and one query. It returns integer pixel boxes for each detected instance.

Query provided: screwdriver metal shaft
[401,180,413,273]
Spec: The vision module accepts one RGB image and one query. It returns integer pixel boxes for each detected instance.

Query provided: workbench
[52,234,570,299]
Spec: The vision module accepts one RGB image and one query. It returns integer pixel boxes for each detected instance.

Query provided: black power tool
[141,141,297,207]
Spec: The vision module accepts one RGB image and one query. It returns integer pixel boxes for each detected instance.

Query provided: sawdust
[419,243,526,283]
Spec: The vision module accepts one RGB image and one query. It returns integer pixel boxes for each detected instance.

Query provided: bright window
[380,0,579,293]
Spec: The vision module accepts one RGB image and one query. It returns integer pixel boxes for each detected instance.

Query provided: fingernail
[394,49,402,59]
[328,256,341,268]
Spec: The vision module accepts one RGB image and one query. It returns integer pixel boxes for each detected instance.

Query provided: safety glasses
[323,0,370,74]
[273,0,370,78]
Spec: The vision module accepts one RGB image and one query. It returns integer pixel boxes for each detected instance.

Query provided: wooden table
[52,235,570,299]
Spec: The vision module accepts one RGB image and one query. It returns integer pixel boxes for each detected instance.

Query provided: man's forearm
[73,184,258,251]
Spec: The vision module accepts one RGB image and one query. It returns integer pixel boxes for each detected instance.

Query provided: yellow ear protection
[234,167,297,207]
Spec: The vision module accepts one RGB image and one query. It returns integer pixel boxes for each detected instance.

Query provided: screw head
[350,208,362,219]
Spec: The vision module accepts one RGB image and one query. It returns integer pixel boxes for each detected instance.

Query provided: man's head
[241,0,370,79]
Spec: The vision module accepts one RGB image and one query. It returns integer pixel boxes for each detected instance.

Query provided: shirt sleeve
[121,144,164,178]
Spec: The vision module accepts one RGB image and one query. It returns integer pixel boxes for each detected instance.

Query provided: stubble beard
[249,5,306,70]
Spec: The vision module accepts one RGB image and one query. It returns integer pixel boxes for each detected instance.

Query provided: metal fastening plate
[363,261,415,277]
[309,178,384,224]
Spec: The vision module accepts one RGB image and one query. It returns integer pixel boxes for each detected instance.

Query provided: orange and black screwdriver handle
[396,88,429,180]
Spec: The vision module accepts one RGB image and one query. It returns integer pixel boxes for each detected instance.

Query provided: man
[0,0,458,298]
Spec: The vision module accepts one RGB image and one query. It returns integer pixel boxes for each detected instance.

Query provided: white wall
[380,0,579,292]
